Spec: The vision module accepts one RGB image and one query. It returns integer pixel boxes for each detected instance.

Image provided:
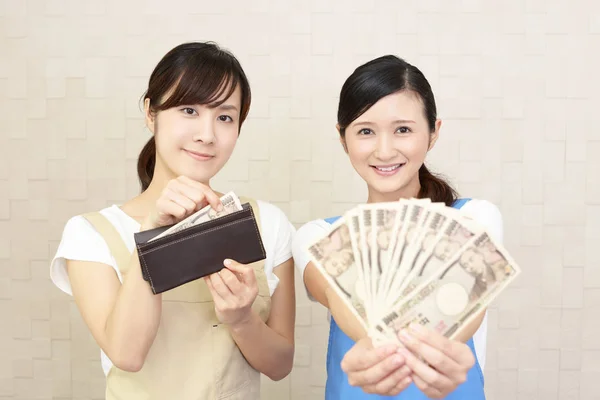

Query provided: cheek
[157,118,188,148]
[219,127,239,151]
[402,134,430,160]
[345,138,373,163]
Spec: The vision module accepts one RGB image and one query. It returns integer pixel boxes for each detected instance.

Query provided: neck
[366,176,421,204]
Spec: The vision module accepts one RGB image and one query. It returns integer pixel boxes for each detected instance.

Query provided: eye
[396,126,411,134]
[358,128,374,135]
[218,115,233,122]
[181,107,197,116]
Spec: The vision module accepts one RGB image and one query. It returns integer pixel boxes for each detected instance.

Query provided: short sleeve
[50,215,122,296]
[291,219,332,301]
[291,220,331,277]
[461,199,504,244]
[267,203,296,269]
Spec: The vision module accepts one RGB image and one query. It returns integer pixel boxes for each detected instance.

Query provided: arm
[309,262,484,344]
[67,248,161,372]
[66,176,225,372]
[228,259,296,380]
[304,262,366,341]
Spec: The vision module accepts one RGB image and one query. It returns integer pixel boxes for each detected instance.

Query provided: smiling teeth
[376,165,401,172]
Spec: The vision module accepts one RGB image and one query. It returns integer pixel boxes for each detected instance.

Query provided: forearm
[228,310,294,381]
[304,264,367,342]
[326,287,367,342]
[452,308,486,343]
[105,251,162,371]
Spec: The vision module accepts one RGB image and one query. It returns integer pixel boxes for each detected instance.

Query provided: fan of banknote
[307,198,521,345]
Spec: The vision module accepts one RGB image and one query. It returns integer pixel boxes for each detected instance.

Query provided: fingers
[398,347,454,395]
[411,373,444,399]
[341,337,397,373]
[343,347,405,387]
[155,196,187,222]
[362,364,412,396]
[176,176,222,211]
[223,259,256,285]
[164,187,197,215]
[393,375,413,394]
[406,323,474,367]
[218,268,244,294]
[399,328,463,378]
[208,272,234,299]
[204,276,225,303]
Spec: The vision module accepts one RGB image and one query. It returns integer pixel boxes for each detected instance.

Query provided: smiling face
[340,90,440,200]
[146,84,242,185]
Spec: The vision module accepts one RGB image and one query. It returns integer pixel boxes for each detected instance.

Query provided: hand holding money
[395,324,474,398]
[142,176,240,235]
[340,337,413,396]
[307,198,521,347]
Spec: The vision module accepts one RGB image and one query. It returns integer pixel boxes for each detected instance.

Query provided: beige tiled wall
[1,0,599,399]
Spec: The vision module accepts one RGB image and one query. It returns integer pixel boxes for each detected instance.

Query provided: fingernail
[398,348,410,357]
[223,259,231,266]
[392,355,404,366]
[399,329,413,343]
[218,203,224,211]
[409,323,424,334]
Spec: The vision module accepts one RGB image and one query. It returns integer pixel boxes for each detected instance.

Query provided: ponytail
[137,137,156,192]
[418,164,458,206]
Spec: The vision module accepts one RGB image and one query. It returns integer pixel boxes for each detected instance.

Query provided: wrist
[140,217,157,232]
[228,309,259,334]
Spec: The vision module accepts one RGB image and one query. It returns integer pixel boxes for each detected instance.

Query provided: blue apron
[323,198,486,400]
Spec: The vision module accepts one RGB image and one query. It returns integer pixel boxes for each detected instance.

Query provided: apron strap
[81,211,131,274]
[239,196,262,236]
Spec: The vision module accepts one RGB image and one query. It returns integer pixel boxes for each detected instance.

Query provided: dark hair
[337,55,458,206]
[137,42,252,191]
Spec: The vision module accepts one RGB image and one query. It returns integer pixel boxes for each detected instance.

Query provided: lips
[184,149,214,161]
[371,163,405,176]
[373,164,402,172]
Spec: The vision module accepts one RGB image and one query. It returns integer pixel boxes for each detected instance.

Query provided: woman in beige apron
[50,42,296,400]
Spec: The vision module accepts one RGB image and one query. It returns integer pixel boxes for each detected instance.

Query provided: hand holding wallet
[134,202,266,294]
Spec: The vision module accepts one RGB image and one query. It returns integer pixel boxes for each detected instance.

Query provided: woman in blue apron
[292,55,503,399]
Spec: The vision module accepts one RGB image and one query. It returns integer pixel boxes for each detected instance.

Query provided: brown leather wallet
[133,203,266,294]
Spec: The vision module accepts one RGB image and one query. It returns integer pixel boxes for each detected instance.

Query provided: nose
[375,132,396,161]
[192,114,216,144]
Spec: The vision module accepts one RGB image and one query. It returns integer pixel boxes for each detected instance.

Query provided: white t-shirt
[50,200,295,376]
[291,198,504,372]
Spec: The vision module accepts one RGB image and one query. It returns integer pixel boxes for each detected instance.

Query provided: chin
[175,167,213,184]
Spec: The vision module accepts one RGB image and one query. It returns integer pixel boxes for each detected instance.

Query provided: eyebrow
[353,119,416,127]
[217,104,239,112]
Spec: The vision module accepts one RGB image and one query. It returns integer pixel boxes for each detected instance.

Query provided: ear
[336,124,349,154]
[428,119,442,151]
[144,98,156,134]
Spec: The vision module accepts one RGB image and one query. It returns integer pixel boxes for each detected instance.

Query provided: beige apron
[82,197,271,400]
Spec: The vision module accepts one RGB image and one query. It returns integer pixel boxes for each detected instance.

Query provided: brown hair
[336,55,458,206]
[137,42,252,191]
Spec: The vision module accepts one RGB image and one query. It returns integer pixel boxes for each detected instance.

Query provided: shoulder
[459,198,504,243]
[59,205,134,247]
[255,199,289,222]
[249,199,296,270]
[59,207,118,248]
[292,218,335,273]
[254,199,295,236]
[294,218,334,243]
[50,206,128,295]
